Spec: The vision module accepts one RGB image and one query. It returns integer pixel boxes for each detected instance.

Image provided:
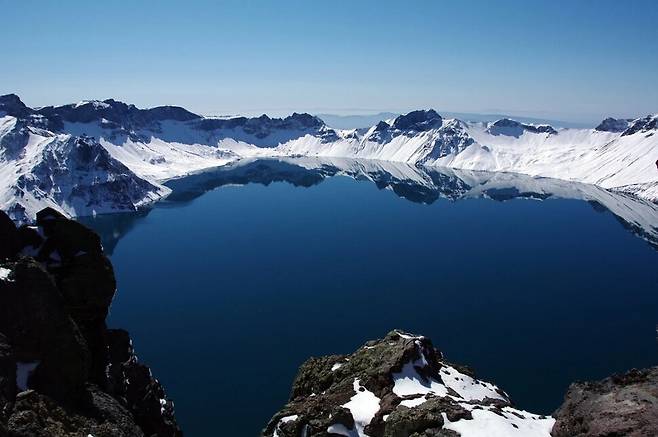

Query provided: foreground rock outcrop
[0,207,181,437]
[265,331,658,437]
[263,331,555,437]
[552,367,658,437]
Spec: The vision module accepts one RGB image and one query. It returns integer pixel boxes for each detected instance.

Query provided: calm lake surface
[81,158,658,437]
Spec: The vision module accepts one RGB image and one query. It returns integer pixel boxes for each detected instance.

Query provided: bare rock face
[263,331,555,437]
[0,207,182,437]
[106,329,180,437]
[552,367,658,437]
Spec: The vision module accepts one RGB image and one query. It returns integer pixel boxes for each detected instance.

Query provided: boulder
[552,367,658,437]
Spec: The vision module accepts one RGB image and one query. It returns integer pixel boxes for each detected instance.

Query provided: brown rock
[552,367,658,437]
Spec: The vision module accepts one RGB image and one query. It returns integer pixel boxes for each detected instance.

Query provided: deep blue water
[82,160,658,437]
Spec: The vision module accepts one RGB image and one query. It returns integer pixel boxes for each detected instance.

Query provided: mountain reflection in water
[81,157,658,255]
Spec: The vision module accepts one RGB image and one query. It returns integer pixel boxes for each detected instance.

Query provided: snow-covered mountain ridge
[1,93,656,220]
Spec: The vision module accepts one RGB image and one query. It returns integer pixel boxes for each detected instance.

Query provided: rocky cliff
[0,207,181,437]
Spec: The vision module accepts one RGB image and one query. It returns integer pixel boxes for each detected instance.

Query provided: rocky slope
[264,331,658,437]
[0,207,181,437]
[263,331,555,437]
[1,94,657,221]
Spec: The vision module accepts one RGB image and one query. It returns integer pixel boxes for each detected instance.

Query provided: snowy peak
[364,109,444,144]
[595,117,631,133]
[0,94,32,118]
[621,114,658,136]
[486,118,558,137]
[594,113,658,136]
[391,109,443,132]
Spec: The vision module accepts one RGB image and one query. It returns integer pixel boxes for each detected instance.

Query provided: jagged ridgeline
[0,207,181,437]
[1,94,657,222]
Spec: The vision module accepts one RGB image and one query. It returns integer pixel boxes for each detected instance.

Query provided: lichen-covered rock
[263,331,554,437]
[552,367,658,437]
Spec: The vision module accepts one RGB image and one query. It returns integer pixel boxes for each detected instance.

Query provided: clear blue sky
[1,0,657,122]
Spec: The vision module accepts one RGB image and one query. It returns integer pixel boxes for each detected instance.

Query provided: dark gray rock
[15,225,43,255]
[552,367,658,437]
[106,329,182,437]
[487,118,557,137]
[595,117,630,132]
[0,334,16,425]
[0,258,90,402]
[622,115,658,136]
[0,95,31,119]
[392,110,443,132]
[6,388,144,437]
[36,207,103,262]
[36,99,200,130]
[0,212,19,261]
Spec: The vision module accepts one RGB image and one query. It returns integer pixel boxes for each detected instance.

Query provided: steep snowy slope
[437,115,658,196]
[0,96,170,221]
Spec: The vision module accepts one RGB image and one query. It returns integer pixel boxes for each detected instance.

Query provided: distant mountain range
[1,93,656,221]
